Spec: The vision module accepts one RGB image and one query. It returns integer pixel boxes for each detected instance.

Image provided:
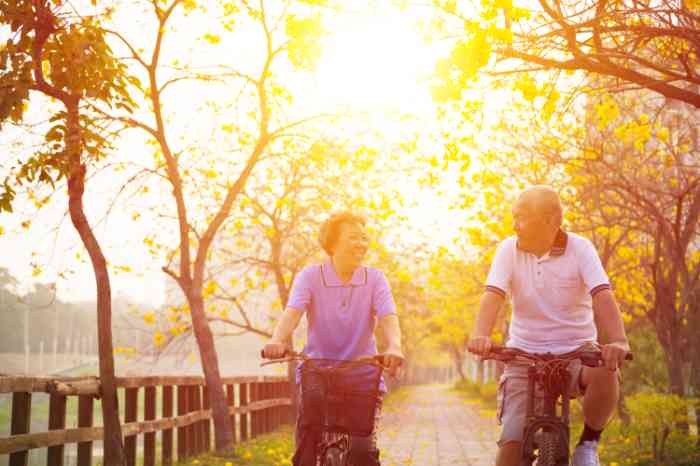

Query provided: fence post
[186,385,197,457]
[177,385,188,461]
[226,384,236,444]
[124,387,138,466]
[9,392,31,466]
[250,382,259,438]
[76,395,94,466]
[240,383,249,442]
[162,385,174,466]
[144,386,156,466]
[262,382,269,434]
[47,393,67,466]
[201,386,211,452]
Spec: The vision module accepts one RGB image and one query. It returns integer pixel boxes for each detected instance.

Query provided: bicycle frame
[484,345,632,466]
[520,360,571,466]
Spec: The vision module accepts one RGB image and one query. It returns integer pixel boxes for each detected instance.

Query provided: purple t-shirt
[287,261,397,386]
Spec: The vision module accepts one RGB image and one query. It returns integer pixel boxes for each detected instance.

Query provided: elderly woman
[263,211,404,466]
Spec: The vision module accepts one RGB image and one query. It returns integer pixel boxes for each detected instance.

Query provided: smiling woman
[311,11,437,111]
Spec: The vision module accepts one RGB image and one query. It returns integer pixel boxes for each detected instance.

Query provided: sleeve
[578,239,611,297]
[286,267,313,313]
[485,239,514,299]
[372,270,397,319]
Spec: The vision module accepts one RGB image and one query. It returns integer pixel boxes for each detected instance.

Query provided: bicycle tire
[535,431,558,466]
[321,446,345,466]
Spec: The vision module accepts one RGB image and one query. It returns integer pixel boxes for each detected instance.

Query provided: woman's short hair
[319,211,367,256]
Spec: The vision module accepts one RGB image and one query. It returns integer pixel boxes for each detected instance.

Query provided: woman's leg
[348,397,382,465]
[293,387,320,466]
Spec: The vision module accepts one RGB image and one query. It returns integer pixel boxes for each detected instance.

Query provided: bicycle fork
[521,365,571,466]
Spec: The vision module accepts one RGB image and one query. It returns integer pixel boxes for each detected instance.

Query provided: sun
[311,10,437,112]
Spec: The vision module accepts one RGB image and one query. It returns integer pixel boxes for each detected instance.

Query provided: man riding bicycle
[468,186,631,466]
[263,211,404,466]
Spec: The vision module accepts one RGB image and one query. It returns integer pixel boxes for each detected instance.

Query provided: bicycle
[482,344,633,466]
[261,350,387,466]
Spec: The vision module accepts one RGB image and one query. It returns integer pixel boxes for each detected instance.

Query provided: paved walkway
[377,385,499,466]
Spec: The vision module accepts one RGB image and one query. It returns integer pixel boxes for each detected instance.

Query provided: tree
[98,0,329,450]
[432,0,700,108]
[0,1,135,464]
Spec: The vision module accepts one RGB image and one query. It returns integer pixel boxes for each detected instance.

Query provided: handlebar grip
[261,348,287,359]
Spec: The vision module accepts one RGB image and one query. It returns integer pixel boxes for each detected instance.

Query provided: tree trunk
[65,104,125,466]
[450,345,466,380]
[187,293,233,452]
[665,343,686,396]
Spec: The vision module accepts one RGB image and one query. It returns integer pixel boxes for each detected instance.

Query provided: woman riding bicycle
[263,211,404,466]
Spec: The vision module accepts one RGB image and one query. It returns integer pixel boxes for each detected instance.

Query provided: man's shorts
[496,360,584,446]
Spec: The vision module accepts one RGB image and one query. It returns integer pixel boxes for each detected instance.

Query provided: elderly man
[468,186,630,466]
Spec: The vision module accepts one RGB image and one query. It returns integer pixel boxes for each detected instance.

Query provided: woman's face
[333,222,369,267]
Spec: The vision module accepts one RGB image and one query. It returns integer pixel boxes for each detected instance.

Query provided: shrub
[623,392,694,462]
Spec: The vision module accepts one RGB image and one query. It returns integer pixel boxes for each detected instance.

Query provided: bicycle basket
[300,359,382,437]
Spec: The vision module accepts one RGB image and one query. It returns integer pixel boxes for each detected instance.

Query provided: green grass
[176,426,295,466]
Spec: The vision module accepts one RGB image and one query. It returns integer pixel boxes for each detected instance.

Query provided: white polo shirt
[485,230,611,354]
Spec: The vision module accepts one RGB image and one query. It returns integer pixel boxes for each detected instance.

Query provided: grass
[175,426,295,466]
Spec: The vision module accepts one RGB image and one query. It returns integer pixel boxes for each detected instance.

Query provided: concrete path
[377,385,499,466]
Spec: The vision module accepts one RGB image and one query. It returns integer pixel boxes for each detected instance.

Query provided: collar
[517,229,568,257]
[321,261,368,287]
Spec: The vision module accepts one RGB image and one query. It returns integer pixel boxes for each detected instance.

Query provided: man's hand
[601,340,630,371]
[379,352,404,378]
[467,336,493,356]
[262,341,288,359]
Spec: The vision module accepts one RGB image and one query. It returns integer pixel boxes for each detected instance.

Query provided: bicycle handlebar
[259,349,394,369]
[481,345,633,367]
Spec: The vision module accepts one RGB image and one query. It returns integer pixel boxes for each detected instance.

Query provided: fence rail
[0,374,292,466]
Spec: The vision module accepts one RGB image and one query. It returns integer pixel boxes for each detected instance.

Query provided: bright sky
[0,1,464,307]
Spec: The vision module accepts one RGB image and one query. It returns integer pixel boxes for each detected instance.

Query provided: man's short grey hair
[519,185,563,225]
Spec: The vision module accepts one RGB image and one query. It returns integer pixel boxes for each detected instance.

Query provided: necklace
[341,286,354,309]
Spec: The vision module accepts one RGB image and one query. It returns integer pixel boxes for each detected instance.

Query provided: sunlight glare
[312,14,436,112]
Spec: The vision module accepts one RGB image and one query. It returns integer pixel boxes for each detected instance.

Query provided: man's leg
[496,368,529,466]
[570,365,620,466]
[580,366,619,429]
[496,441,522,466]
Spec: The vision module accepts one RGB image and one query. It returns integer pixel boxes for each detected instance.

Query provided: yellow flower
[243,450,253,459]
[143,312,156,325]
[153,332,164,347]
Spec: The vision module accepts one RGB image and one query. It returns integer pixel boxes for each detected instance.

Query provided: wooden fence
[0,375,292,466]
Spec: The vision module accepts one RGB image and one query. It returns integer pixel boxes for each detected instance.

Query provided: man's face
[334,222,369,266]
[512,197,549,245]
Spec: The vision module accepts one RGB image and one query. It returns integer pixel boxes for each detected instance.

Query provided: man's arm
[263,307,304,358]
[592,289,630,370]
[467,291,505,354]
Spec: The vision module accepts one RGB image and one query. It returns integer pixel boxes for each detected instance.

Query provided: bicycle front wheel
[535,431,559,466]
[321,446,345,466]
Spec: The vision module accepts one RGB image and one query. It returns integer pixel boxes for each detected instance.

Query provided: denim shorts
[496,360,584,446]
